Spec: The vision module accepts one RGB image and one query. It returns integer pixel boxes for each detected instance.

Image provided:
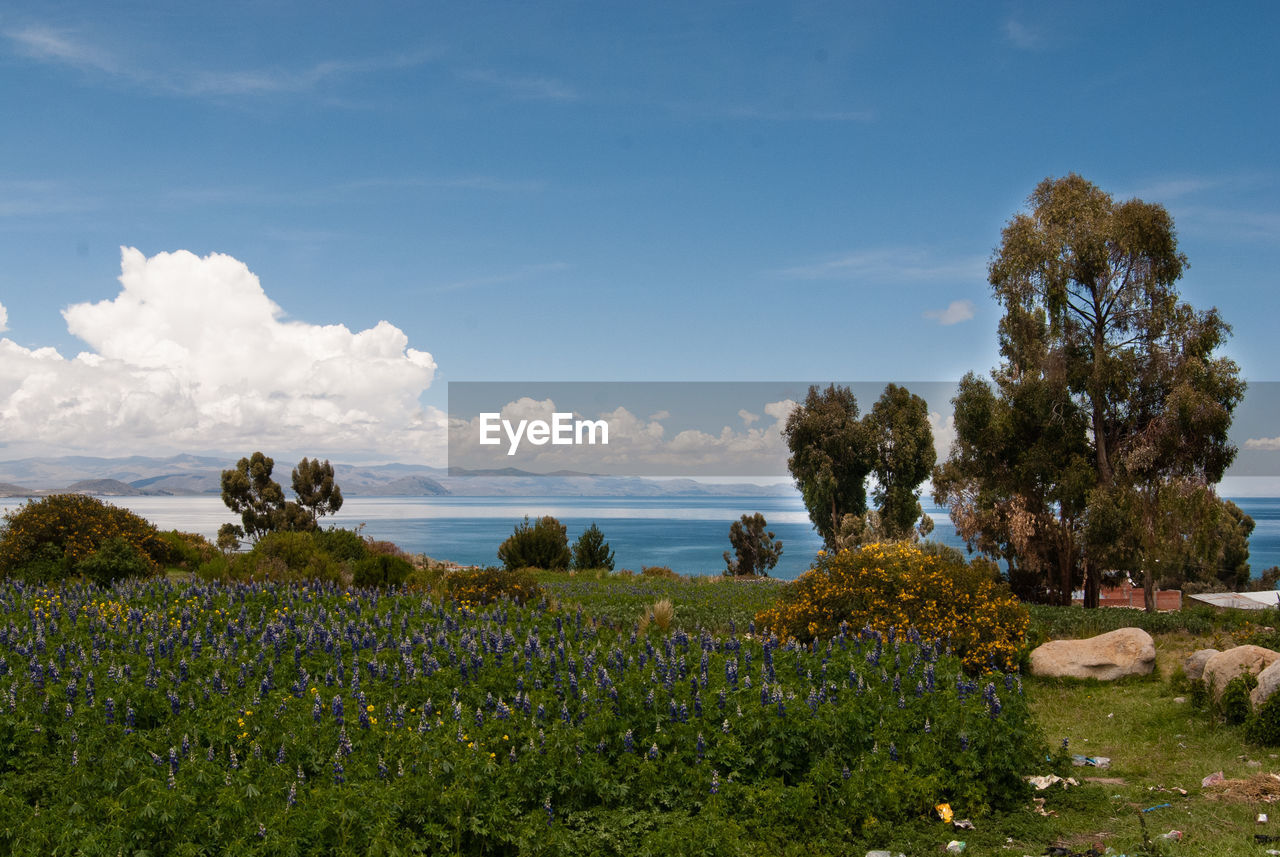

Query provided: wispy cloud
[0,179,101,217]
[924,300,975,325]
[459,68,578,101]
[1002,18,1041,50]
[4,24,438,99]
[430,262,571,293]
[5,24,122,74]
[1245,437,1280,451]
[776,247,986,284]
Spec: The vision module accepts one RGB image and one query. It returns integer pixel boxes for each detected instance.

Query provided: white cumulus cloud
[924,299,975,325]
[0,247,442,460]
[0,301,7,332]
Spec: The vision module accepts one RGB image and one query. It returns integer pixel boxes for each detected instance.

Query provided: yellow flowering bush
[755,542,1028,673]
[445,566,543,605]
[0,494,166,582]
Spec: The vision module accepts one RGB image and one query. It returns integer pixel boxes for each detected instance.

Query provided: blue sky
[0,2,1277,464]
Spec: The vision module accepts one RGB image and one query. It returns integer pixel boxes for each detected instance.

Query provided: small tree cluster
[723,512,783,577]
[571,522,615,571]
[784,383,935,551]
[498,516,571,570]
[219,452,343,548]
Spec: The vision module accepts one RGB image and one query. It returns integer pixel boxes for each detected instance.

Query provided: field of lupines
[0,577,1052,856]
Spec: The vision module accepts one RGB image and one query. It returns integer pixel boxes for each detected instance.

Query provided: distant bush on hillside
[498,516,570,570]
[445,566,543,605]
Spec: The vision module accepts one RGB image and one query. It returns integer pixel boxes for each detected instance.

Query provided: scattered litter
[1031,797,1056,817]
[1262,812,1271,823]
[1201,771,1225,787]
[864,851,904,857]
[1260,833,1280,843]
[1157,830,1182,841]
[1027,774,1079,790]
[1071,755,1111,769]
[953,819,975,830]
[1204,772,1280,802]
[1173,696,1186,703]
[936,802,954,823]
[1141,803,1171,812]
[944,841,965,854]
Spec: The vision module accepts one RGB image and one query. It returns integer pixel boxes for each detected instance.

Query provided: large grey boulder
[1252,659,1280,708]
[1029,627,1156,680]
[1183,648,1219,682]
[1202,645,1280,698]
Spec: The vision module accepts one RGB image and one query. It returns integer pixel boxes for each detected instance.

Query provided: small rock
[1183,648,1219,682]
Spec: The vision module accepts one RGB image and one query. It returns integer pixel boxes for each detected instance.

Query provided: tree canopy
[934,174,1248,607]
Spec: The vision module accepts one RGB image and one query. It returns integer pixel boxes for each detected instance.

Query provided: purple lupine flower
[696,732,705,762]
[841,765,850,780]
[623,729,634,753]
[710,769,720,795]
[647,742,659,760]
[105,697,115,725]
[332,754,344,785]
[889,743,898,762]
[287,782,297,807]
[332,695,344,724]
[544,795,553,826]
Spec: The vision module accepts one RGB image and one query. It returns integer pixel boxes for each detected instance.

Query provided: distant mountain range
[0,455,792,498]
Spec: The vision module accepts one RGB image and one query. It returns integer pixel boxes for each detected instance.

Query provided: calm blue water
[7,494,1280,581]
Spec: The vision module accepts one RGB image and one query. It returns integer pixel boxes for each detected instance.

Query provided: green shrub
[1219,673,1257,725]
[756,541,1029,673]
[353,553,414,588]
[76,536,154,586]
[1247,690,1280,745]
[571,522,615,571]
[156,530,217,569]
[230,530,345,583]
[0,494,166,581]
[313,527,368,561]
[498,516,570,570]
[445,566,543,605]
[641,565,679,580]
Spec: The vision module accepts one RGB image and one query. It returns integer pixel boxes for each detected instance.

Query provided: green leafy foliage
[1246,689,1280,745]
[571,522,615,571]
[352,553,414,588]
[1218,673,1256,725]
[497,515,570,570]
[75,536,154,586]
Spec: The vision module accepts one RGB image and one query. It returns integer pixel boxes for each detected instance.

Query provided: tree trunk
[1084,559,1100,609]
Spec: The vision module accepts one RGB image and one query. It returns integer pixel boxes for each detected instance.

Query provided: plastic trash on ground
[935,802,953,823]
[1027,774,1080,790]
[944,841,965,854]
[1201,770,1225,787]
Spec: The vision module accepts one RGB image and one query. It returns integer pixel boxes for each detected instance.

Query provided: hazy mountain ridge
[0,455,790,498]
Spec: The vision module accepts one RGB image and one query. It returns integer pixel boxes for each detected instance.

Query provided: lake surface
[6,494,1280,581]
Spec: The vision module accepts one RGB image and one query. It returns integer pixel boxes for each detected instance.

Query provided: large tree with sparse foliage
[934,174,1247,608]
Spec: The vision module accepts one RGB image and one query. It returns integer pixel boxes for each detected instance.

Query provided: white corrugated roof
[1187,591,1280,610]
